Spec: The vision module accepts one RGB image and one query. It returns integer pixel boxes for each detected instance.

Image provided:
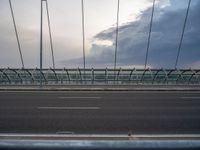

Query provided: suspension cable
[81,0,86,79]
[45,0,55,69]
[114,0,120,73]
[174,0,191,69]
[144,0,156,69]
[40,0,43,87]
[9,0,24,68]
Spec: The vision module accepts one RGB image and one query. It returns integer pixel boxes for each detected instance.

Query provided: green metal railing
[0,68,199,85]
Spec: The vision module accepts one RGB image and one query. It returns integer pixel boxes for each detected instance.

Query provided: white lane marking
[0,133,200,138]
[56,131,74,134]
[181,97,200,99]
[1,91,200,94]
[37,107,100,110]
[59,97,101,99]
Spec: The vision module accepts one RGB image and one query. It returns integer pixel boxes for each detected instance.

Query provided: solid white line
[1,91,200,94]
[181,97,200,99]
[0,133,200,138]
[59,97,101,99]
[56,131,74,134]
[37,107,100,110]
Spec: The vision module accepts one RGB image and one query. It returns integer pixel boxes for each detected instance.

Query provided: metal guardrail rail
[0,68,199,85]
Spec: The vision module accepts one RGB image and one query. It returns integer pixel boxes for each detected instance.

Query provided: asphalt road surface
[0,91,200,134]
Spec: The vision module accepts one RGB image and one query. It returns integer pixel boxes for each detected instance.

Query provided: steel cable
[9,0,24,68]
[81,0,86,79]
[45,0,55,69]
[144,0,155,69]
[114,0,120,76]
[174,0,191,69]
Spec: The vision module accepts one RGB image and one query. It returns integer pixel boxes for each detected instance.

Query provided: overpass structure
[1,0,199,86]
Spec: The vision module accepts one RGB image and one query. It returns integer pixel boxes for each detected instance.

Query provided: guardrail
[0,68,200,85]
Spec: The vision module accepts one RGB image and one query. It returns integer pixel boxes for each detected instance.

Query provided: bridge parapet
[0,68,199,85]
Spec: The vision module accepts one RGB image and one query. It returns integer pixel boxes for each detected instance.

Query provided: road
[0,91,200,134]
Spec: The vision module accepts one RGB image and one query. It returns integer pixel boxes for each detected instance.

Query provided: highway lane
[0,91,200,134]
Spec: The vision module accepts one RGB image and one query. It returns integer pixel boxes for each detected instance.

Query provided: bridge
[0,0,199,86]
[0,0,200,149]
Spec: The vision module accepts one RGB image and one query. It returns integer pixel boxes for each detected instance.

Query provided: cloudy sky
[0,0,199,69]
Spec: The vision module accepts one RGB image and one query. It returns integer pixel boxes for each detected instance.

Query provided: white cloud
[188,61,200,69]
[0,0,199,69]
[64,0,200,69]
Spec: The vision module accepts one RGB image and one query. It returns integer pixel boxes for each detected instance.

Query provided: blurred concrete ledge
[0,85,200,91]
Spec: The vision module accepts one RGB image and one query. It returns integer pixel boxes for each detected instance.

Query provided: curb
[0,87,200,91]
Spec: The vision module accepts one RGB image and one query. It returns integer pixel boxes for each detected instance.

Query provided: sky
[0,0,199,69]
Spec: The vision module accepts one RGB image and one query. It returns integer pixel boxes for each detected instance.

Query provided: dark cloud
[64,0,200,69]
